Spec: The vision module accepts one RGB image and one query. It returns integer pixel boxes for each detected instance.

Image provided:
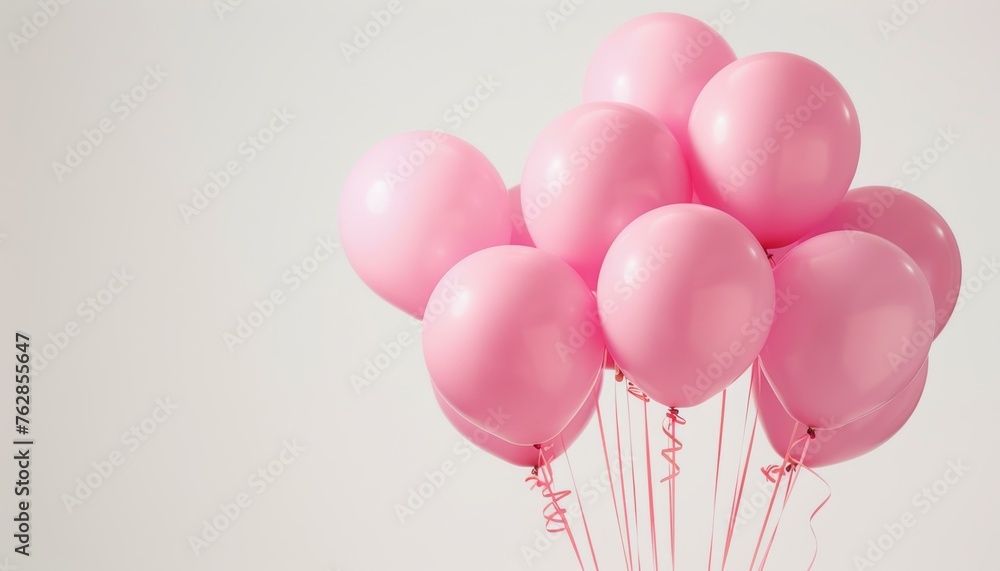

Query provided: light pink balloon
[339,131,510,318]
[688,52,861,248]
[433,376,602,467]
[754,358,927,468]
[771,186,961,337]
[521,102,691,289]
[423,246,605,446]
[759,231,935,429]
[583,13,737,154]
[597,204,774,408]
[507,185,535,247]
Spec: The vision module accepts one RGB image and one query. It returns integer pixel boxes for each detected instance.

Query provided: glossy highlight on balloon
[423,246,605,446]
[598,204,774,408]
[688,52,862,248]
[760,231,935,429]
[339,131,511,319]
[584,12,737,154]
[521,102,691,289]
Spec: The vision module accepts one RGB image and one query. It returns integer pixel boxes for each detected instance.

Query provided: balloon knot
[807,428,816,439]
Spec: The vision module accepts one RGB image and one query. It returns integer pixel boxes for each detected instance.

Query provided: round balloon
[754,358,927,468]
[521,102,690,289]
[433,376,602,467]
[423,246,605,446]
[583,12,736,154]
[759,231,935,429]
[772,186,960,337]
[339,131,510,318]
[688,52,861,248]
[597,204,774,408]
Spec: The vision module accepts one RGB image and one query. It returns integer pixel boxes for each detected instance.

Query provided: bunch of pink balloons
[339,12,961,468]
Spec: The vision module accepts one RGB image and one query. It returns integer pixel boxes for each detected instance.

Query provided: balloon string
[614,367,635,569]
[626,385,641,570]
[563,438,601,570]
[747,422,802,570]
[721,382,758,571]
[595,381,632,571]
[642,399,659,571]
[661,408,686,570]
[799,464,832,570]
[758,431,814,570]
[706,390,727,570]
[525,448,586,570]
[625,377,657,571]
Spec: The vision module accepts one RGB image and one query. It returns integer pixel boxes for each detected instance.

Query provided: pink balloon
[604,351,616,371]
[423,246,605,446]
[759,231,935,429]
[772,186,961,337]
[583,13,737,154]
[597,204,774,408]
[754,358,927,468]
[507,185,535,247]
[688,53,862,248]
[433,376,602,467]
[339,131,510,318]
[521,102,691,289]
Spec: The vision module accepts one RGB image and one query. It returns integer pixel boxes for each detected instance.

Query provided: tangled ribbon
[524,450,572,534]
[660,408,686,483]
[627,381,650,402]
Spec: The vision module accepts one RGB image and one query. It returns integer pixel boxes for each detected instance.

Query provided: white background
[1,1,997,570]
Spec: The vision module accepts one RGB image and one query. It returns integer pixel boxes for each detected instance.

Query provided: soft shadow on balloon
[768,186,960,337]
[597,203,774,409]
[753,358,927,468]
[759,231,935,429]
[423,246,606,446]
[434,376,603,467]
